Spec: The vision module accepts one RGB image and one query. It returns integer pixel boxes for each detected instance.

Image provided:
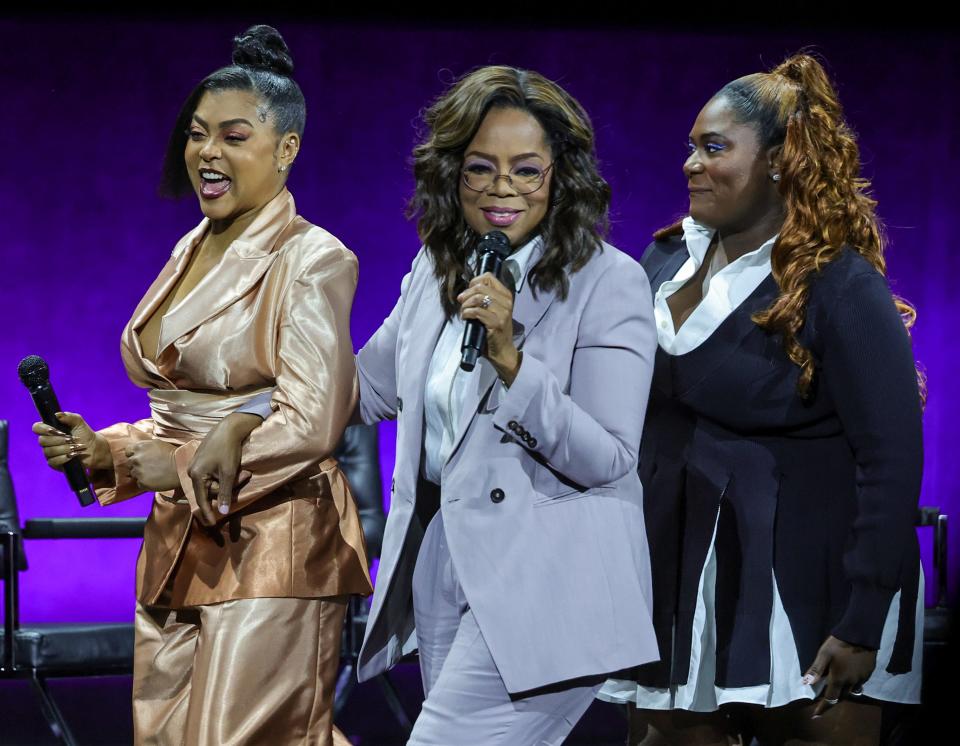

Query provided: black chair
[917,506,950,647]
[333,423,412,733]
[1,419,144,746]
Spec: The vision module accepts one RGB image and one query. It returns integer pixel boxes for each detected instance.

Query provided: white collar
[680,216,777,268]
[504,234,540,293]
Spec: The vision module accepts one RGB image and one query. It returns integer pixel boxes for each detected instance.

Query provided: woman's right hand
[31,412,112,472]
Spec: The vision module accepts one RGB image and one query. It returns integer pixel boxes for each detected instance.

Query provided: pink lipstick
[481,207,521,227]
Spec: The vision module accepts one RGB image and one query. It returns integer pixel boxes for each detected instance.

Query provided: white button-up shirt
[654,217,776,355]
[421,236,538,484]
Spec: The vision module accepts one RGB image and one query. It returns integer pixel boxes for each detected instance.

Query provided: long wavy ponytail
[670,54,922,399]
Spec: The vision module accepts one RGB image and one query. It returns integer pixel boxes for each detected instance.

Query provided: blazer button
[528,437,538,448]
[507,420,518,432]
[490,488,505,503]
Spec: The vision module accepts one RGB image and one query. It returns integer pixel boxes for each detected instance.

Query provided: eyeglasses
[461,160,554,195]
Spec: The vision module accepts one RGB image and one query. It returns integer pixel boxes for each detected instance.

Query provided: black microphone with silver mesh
[460,231,512,372]
[18,355,96,506]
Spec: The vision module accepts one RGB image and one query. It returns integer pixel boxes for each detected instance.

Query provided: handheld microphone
[460,230,512,372]
[17,355,96,506]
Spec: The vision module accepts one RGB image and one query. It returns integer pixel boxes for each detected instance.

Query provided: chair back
[335,424,386,559]
[0,421,26,571]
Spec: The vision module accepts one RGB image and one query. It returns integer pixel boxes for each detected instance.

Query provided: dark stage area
[0,664,633,745]
[0,648,954,745]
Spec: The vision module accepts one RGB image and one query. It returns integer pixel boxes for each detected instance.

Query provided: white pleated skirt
[599,518,924,711]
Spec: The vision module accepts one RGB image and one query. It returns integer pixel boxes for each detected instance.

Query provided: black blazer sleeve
[817,265,924,649]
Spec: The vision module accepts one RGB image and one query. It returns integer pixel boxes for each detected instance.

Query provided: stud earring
[278,164,287,173]
[771,173,781,182]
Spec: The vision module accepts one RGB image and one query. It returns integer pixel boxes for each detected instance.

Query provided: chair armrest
[933,512,948,608]
[23,518,146,540]
[916,506,949,609]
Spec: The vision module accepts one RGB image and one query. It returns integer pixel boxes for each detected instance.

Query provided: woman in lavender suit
[205,65,660,745]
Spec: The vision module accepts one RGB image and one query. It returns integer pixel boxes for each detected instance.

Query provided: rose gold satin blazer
[91,189,371,608]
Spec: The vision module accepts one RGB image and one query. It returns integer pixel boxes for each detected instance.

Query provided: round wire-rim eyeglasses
[461,162,555,195]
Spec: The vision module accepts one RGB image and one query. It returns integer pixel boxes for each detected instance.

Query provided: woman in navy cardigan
[600,54,924,745]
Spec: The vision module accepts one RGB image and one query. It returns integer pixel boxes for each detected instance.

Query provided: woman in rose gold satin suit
[31,25,369,746]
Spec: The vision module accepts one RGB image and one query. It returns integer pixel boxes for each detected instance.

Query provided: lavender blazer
[354,239,660,694]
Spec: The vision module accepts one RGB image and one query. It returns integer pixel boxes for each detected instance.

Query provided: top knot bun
[773,54,819,85]
[232,25,294,77]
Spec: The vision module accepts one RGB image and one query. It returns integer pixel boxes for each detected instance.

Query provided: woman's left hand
[188,413,262,526]
[804,634,877,717]
[458,272,521,385]
[125,440,180,492]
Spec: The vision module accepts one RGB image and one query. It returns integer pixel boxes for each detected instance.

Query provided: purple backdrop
[1,19,956,624]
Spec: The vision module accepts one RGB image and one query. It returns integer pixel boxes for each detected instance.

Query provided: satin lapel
[157,245,280,353]
[124,222,208,378]
[156,193,296,354]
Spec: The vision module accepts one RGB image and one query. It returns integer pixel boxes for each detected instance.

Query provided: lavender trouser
[409,511,602,746]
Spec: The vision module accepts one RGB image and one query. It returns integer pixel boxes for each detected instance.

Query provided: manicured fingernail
[801,674,814,686]
[218,504,229,514]
[812,715,821,720]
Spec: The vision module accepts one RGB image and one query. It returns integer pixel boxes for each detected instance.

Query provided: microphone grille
[478,230,511,259]
[18,355,49,386]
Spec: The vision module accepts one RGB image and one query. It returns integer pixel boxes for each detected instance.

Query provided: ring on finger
[480,295,492,309]
[824,697,839,705]
[850,687,864,696]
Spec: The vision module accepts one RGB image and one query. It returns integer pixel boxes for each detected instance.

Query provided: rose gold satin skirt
[132,596,349,745]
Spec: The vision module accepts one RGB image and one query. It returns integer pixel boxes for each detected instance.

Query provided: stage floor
[0,663,628,745]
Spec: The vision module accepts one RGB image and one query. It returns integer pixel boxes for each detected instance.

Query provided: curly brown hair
[408,66,611,316]
[657,53,920,399]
